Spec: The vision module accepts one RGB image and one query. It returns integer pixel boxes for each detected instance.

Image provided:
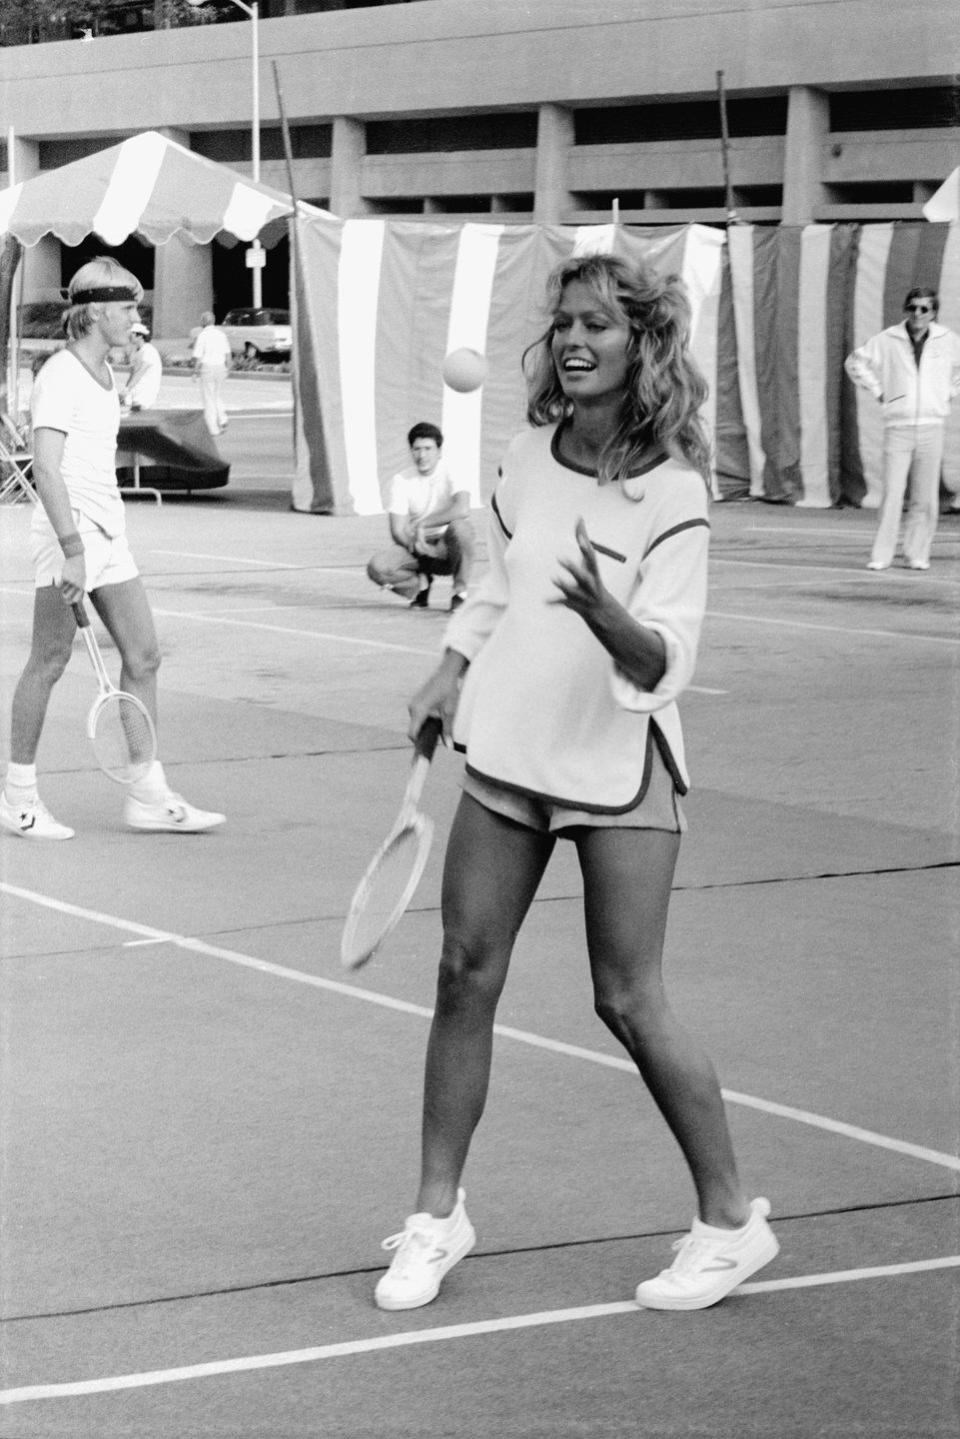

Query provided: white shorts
[31,514,139,591]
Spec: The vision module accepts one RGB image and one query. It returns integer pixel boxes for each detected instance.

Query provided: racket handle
[414,715,443,762]
[71,599,90,628]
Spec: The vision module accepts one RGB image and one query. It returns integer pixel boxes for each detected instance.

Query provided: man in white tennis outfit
[191,311,232,435]
[0,258,225,841]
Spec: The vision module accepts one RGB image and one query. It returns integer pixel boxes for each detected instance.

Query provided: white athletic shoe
[124,793,225,834]
[375,1189,476,1311]
[0,791,74,840]
[635,1197,779,1311]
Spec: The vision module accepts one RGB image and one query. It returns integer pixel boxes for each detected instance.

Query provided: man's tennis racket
[340,717,443,971]
[71,600,158,784]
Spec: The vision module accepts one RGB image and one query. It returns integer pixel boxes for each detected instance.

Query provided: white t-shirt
[30,348,125,538]
[192,325,232,370]
[124,342,163,408]
[388,459,461,523]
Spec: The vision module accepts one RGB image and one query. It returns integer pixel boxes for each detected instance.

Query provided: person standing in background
[845,287,960,570]
[191,311,232,436]
[120,323,163,411]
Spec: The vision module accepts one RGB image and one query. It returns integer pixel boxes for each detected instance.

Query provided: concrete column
[782,85,829,225]
[534,103,574,223]
[330,116,368,218]
[152,233,213,341]
[8,137,61,301]
[149,130,215,339]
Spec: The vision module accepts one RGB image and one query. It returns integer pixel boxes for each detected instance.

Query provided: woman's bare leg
[577,826,748,1228]
[417,794,554,1216]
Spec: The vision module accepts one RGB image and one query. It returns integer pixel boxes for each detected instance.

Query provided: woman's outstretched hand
[549,517,615,621]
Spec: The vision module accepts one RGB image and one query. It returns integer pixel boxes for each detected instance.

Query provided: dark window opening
[830,87,960,132]
[366,114,537,155]
[575,97,789,146]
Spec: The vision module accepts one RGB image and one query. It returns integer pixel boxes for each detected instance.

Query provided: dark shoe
[449,591,466,612]
[409,586,431,609]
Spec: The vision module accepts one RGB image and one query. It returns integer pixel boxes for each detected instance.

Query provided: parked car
[220,307,292,360]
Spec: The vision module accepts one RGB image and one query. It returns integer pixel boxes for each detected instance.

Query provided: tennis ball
[442,347,488,393]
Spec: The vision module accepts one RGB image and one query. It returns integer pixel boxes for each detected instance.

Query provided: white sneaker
[866,560,889,571]
[635,1197,779,1311]
[124,792,225,833]
[0,791,74,840]
[375,1189,476,1311]
[906,559,930,571]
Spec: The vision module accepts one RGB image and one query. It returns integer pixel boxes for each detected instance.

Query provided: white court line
[148,605,725,692]
[150,607,437,658]
[711,557,960,585]
[706,609,960,646]
[1,1256,958,1405]
[747,524,960,540]
[150,549,301,569]
[0,587,722,691]
[150,551,362,574]
[3,881,958,1175]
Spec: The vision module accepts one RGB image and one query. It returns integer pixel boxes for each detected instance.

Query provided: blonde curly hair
[523,253,712,488]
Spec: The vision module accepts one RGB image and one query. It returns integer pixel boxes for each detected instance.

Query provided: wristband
[59,534,84,559]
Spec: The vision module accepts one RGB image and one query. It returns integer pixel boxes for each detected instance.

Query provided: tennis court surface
[1,492,958,1437]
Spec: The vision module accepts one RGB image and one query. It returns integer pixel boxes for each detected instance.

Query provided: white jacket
[845,321,960,427]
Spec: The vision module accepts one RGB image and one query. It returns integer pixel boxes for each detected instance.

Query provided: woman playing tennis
[375,253,778,1313]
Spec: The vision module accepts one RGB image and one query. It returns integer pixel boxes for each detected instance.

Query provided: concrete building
[2,0,957,334]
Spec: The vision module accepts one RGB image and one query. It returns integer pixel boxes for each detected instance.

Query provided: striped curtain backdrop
[727,222,960,506]
[291,217,728,514]
[291,216,958,515]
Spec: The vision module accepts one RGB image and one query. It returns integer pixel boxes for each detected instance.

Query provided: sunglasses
[905,303,934,314]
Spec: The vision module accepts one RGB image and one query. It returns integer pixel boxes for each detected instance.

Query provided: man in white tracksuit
[845,287,960,570]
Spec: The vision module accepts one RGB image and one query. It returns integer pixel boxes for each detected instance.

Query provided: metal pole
[716,69,739,225]
[6,125,20,417]
[250,1,262,307]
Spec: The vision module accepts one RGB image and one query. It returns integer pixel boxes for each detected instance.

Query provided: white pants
[870,423,944,567]
[197,366,228,435]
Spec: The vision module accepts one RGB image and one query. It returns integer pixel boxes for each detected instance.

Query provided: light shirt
[124,341,163,408]
[31,348,125,537]
[388,459,460,521]
[192,325,232,370]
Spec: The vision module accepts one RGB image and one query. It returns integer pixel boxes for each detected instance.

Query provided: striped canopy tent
[0,130,299,247]
[291,215,960,516]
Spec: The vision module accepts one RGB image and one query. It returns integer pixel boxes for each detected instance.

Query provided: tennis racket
[340,717,443,971]
[71,600,158,784]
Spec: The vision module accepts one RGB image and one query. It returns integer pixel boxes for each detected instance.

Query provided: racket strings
[91,694,156,783]
[343,822,431,966]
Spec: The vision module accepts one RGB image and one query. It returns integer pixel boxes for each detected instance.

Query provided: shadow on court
[0,496,958,1436]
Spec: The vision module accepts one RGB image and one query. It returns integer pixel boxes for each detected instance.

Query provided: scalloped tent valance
[0,130,328,248]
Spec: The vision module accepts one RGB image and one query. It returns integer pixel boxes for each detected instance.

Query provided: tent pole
[716,70,740,225]
[3,125,23,420]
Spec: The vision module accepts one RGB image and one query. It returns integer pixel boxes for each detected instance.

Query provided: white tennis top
[31,347,124,538]
[443,423,710,812]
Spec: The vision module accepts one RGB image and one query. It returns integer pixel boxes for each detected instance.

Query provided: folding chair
[0,413,38,505]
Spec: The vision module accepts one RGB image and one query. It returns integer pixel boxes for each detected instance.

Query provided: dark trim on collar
[549,423,668,481]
